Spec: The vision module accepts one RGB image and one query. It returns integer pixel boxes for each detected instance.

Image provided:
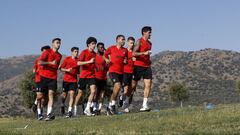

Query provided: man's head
[86,37,97,51]
[127,37,135,50]
[97,42,105,54]
[52,38,61,50]
[71,47,79,58]
[41,45,50,52]
[141,26,152,39]
[116,35,125,47]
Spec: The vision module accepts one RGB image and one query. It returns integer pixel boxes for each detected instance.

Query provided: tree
[169,82,189,108]
[18,70,36,108]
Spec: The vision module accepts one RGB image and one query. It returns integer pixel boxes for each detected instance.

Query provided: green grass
[1,104,240,135]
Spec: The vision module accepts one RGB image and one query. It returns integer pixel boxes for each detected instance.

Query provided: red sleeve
[79,51,85,61]
[104,46,111,58]
[39,51,48,61]
[60,58,67,69]
[33,59,38,70]
[125,49,128,58]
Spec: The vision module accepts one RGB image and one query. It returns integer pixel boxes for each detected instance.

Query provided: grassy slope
[1,104,240,135]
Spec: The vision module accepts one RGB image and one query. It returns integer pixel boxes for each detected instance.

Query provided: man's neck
[127,47,132,51]
[88,47,93,52]
[142,36,148,41]
[98,52,104,55]
[52,47,57,52]
[116,44,121,49]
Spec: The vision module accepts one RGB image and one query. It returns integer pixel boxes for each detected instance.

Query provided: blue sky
[0,0,239,58]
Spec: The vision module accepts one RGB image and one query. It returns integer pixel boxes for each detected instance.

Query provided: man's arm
[77,58,95,66]
[132,40,150,56]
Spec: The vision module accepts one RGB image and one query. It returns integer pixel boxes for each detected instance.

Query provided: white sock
[86,102,91,110]
[37,108,41,115]
[111,100,116,106]
[98,103,102,110]
[74,105,77,115]
[68,107,72,112]
[90,102,94,108]
[143,98,148,107]
[34,99,37,105]
[109,102,112,107]
[47,107,52,115]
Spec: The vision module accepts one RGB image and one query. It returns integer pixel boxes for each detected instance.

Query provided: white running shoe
[140,105,151,112]
[84,108,95,116]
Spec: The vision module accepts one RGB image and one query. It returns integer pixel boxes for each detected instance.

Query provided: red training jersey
[104,45,128,74]
[95,53,107,80]
[39,48,62,80]
[79,49,96,78]
[124,50,134,74]
[60,56,79,82]
[134,37,152,67]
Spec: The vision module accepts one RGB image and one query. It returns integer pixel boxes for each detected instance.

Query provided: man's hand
[49,60,56,65]
[143,50,151,55]
[89,58,95,64]
[66,68,72,72]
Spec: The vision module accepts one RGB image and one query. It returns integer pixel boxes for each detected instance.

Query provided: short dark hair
[116,35,125,41]
[141,26,152,35]
[52,38,61,43]
[41,45,50,51]
[97,42,105,48]
[127,37,135,42]
[71,47,79,52]
[86,37,97,46]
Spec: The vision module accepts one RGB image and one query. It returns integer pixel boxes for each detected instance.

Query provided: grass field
[1,104,240,135]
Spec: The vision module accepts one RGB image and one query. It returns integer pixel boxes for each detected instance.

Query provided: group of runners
[32,26,153,121]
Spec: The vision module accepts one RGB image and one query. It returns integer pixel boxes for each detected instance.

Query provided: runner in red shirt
[120,37,135,113]
[132,26,152,112]
[74,37,97,116]
[59,47,79,118]
[33,45,50,120]
[39,38,62,121]
[92,42,108,115]
[103,35,128,115]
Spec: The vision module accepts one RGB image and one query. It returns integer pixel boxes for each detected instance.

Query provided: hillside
[1,48,240,116]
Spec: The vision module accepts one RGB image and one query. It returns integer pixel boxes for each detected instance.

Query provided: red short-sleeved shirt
[39,48,62,80]
[134,38,152,67]
[104,45,128,74]
[60,56,79,82]
[33,58,42,83]
[79,49,96,78]
[95,53,107,80]
[124,50,134,74]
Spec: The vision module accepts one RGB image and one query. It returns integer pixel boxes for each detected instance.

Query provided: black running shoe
[106,107,112,116]
[110,105,117,115]
[60,106,65,115]
[37,114,44,120]
[45,113,55,121]
[32,104,37,113]
[66,111,73,118]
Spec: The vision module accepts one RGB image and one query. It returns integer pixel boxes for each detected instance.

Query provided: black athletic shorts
[96,79,107,91]
[133,66,152,81]
[40,76,57,92]
[109,72,123,84]
[78,78,96,90]
[122,73,133,87]
[62,81,78,92]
